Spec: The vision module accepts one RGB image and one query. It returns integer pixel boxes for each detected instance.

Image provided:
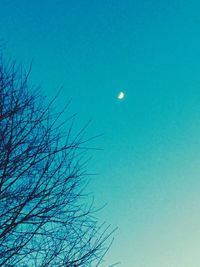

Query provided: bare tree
[0,57,114,267]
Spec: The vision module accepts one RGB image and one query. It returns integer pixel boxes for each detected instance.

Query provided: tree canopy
[0,57,114,267]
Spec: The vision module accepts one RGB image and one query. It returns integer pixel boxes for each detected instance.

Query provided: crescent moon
[117,91,125,100]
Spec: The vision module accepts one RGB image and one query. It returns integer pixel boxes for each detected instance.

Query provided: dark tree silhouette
[0,57,114,267]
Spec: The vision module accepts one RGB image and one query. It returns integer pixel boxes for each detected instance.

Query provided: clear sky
[1,1,200,266]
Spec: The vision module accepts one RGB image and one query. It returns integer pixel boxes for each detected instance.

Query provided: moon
[117,91,125,100]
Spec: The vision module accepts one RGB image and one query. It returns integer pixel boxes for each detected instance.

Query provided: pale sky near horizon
[1,1,200,266]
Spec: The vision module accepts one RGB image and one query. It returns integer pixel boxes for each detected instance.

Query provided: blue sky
[1,1,200,266]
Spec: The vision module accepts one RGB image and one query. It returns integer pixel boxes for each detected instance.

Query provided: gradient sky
[1,1,200,266]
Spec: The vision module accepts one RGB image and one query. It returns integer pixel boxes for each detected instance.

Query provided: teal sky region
[1,1,200,266]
